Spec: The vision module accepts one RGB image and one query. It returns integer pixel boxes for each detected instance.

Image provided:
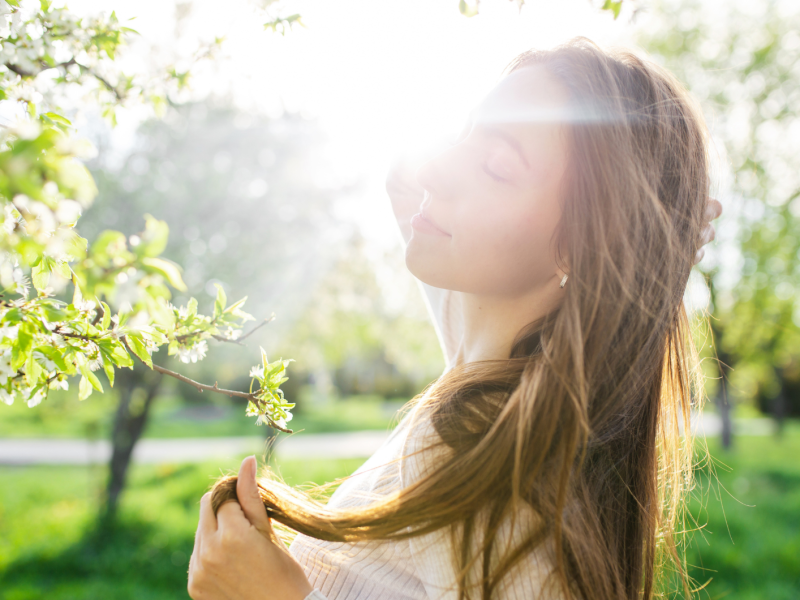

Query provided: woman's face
[406,65,571,298]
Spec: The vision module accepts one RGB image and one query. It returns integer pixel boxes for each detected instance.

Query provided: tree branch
[126,348,293,434]
[210,314,275,346]
[48,326,293,433]
[76,62,124,100]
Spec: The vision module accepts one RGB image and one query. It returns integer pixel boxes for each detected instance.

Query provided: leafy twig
[127,348,293,434]
[211,314,275,345]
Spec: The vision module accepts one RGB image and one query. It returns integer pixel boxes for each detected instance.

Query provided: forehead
[473,65,573,126]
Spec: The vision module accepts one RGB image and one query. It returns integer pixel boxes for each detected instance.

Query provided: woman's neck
[451,284,562,365]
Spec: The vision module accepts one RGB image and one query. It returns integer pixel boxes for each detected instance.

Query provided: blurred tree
[77,101,345,512]
[282,233,444,402]
[0,1,303,518]
[83,101,343,358]
[639,0,800,442]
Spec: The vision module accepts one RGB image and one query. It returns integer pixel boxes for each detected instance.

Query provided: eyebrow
[479,124,531,169]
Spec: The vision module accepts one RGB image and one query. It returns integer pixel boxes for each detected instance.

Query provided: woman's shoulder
[323,402,427,510]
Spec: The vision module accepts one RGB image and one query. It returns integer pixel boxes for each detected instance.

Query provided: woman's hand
[188,455,314,600]
[695,197,723,265]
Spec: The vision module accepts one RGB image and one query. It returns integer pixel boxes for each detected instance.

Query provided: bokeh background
[1,0,799,598]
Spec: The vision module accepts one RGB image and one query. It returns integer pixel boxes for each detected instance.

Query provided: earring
[560,274,568,288]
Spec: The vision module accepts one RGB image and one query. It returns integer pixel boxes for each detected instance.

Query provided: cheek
[453,195,559,289]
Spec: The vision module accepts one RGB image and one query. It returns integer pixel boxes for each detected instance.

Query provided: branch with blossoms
[0,1,296,432]
[130,349,294,433]
[0,283,296,432]
[0,1,223,123]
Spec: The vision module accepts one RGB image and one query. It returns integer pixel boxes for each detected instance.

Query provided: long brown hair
[212,38,709,600]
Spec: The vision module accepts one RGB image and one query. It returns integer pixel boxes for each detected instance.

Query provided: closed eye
[482,163,506,183]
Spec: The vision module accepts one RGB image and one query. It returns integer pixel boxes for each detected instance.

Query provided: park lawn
[0,456,364,600]
[0,393,409,440]
[0,428,798,600]
[681,426,800,600]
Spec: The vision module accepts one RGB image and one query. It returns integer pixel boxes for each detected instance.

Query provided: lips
[410,211,451,237]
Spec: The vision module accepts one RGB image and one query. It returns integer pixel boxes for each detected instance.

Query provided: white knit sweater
[290,283,561,600]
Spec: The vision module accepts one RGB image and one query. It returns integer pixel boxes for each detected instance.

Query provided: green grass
[0,431,798,599]
[682,427,800,599]
[0,455,364,600]
[0,392,408,439]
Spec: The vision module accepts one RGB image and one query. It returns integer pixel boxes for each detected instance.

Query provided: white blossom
[222,327,242,341]
[12,267,29,297]
[0,348,16,385]
[55,200,82,224]
[0,388,15,406]
[12,120,41,140]
[3,204,20,234]
[25,387,46,407]
[74,298,96,312]
[49,378,68,391]
[177,340,208,364]
[33,351,57,371]
[249,365,264,379]
[0,324,19,340]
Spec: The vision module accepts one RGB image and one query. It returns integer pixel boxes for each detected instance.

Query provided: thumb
[236,455,274,537]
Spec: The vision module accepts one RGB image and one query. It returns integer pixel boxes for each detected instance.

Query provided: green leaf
[40,303,67,323]
[260,346,269,372]
[3,308,23,324]
[223,297,247,315]
[126,334,152,368]
[78,362,104,393]
[26,350,42,385]
[137,214,169,258]
[601,0,623,19]
[458,0,479,17]
[214,283,227,318]
[116,309,131,328]
[63,229,88,257]
[31,257,52,292]
[79,375,92,400]
[71,271,84,305]
[186,298,198,320]
[98,338,133,369]
[145,296,175,329]
[53,260,72,280]
[42,112,72,126]
[100,301,111,330]
[34,346,69,372]
[90,230,128,267]
[104,361,115,387]
[12,329,33,370]
[141,257,187,291]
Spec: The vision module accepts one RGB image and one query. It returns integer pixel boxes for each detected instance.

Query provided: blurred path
[0,415,777,466]
[0,430,392,466]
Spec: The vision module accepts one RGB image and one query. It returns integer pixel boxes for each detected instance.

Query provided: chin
[405,235,462,291]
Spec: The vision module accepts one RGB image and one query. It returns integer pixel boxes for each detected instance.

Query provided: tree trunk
[773,386,787,439]
[102,367,163,521]
[715,358,733,449]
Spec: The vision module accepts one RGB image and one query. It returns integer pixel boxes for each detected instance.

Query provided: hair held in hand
[212,37,709,600]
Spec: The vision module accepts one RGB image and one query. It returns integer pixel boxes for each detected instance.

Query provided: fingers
[236,455,276,537]
[694,248,705,265]
[198,491,217,538]
[701,223,716,246]
[705,197,723,222]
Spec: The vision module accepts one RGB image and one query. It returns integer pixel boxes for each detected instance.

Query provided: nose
[415,144,462,198]
[415,154,438,196]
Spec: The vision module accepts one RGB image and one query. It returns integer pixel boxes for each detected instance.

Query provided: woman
[188,38,723,600]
